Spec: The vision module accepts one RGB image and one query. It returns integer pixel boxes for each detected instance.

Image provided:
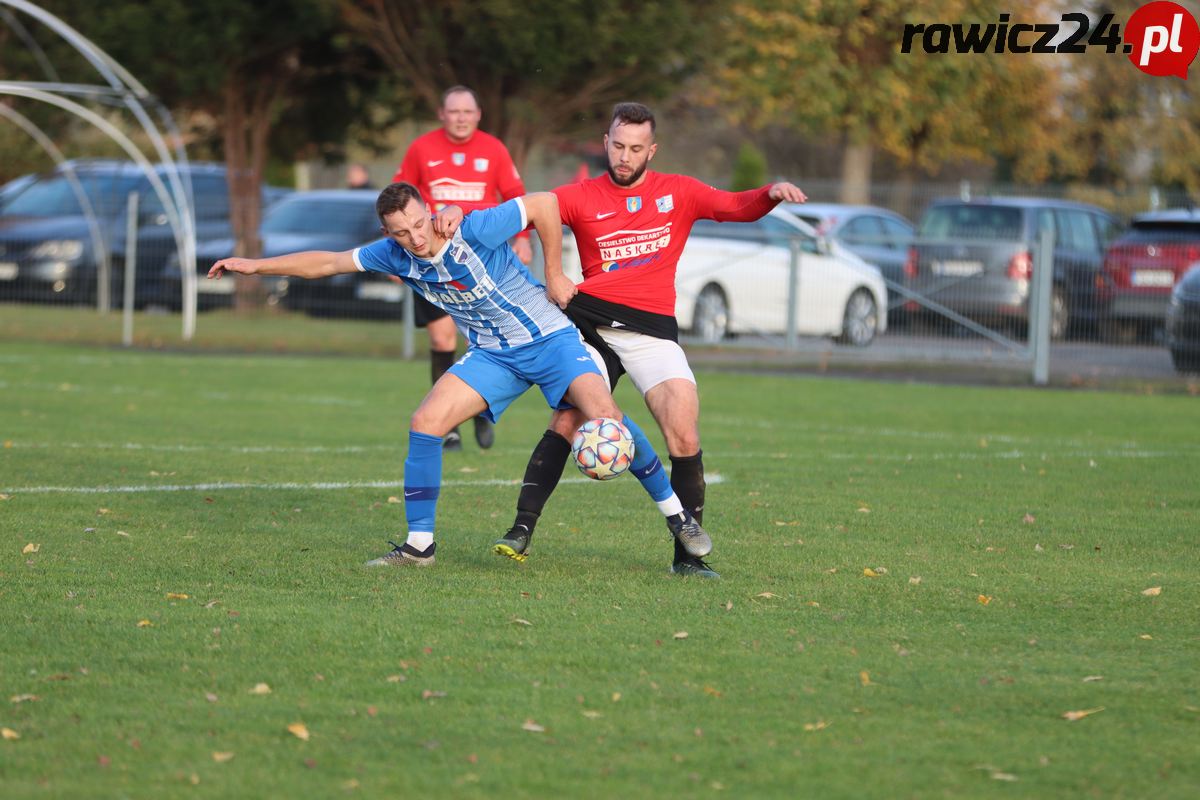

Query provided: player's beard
[607,159,648,187]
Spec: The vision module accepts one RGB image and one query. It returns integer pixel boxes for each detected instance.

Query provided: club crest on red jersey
[474,158,489,172]
[452,153,466,166]
[627,197,642,213]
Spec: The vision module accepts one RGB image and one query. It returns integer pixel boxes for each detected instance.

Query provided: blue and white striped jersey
[353,197,571,350]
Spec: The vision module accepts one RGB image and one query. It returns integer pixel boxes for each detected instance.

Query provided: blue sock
[622,415,673,503]
[403,430,443,538]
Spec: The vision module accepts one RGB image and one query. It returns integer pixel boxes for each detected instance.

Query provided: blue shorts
[448,327,603,423]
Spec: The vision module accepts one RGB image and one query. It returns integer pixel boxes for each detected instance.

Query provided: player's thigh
[561,372,621,421]
[411,373,489,435]
[597,329,695,396]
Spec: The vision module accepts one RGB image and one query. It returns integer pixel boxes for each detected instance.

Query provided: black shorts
[412,293,449,327]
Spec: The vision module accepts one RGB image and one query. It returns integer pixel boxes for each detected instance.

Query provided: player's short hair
[441,85,481,109]
[610,102,656,135]
[376,182,425,224]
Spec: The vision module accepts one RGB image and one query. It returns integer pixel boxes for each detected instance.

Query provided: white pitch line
[1,474,727,496]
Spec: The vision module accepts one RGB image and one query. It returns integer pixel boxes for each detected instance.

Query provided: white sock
[405,531,434,551]
[657,496,684,518]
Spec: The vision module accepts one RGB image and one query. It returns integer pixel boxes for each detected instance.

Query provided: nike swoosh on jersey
[427,160,443,167]
[596,211,617,219]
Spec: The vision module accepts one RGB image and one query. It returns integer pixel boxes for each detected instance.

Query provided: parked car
[0,173,36,212]
[1100,208,1200,337]
[1165,263,1200,373]
[561,207,886,346]
[783,202,914,303]
[0,159,291,307]
[171,190,404,317]
[906,197,1120,339]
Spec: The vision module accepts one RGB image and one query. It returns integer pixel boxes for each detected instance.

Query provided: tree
[64,0,382,307]
[339,0,716,169]
[730,141,767,190]
[706,0,1063,200]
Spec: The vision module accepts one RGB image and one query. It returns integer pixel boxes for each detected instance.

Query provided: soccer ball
[571,417,636,481]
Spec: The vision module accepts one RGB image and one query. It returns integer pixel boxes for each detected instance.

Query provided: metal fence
[2,172,1197,381]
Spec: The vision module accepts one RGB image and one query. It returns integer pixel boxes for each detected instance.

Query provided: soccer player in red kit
[394,85,531,451]
[493,102,807,576]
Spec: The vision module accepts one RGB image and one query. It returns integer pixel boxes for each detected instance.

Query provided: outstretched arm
[208,250,358,281]
[522,193,574,309]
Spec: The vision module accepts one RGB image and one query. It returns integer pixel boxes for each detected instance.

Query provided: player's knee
[665,429,701,457]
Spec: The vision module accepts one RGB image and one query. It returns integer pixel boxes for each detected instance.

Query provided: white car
[562,207,887,346]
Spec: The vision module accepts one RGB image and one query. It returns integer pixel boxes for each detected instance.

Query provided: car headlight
[31,239,84,261]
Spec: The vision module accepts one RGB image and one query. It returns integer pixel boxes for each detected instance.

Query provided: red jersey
[394,128,526,216]
[554,172,777,315]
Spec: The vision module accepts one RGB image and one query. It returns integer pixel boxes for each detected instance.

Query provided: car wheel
[1171,349,1200,373]
[1050,286,1068,341]
[692,284,729,343]
[837,288,878,347]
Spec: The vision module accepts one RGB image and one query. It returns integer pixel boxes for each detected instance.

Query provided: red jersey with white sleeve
[394,128,526,217]
[554,172,777,316]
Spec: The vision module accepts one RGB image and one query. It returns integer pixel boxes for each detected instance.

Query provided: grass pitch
[2,340,1198,798]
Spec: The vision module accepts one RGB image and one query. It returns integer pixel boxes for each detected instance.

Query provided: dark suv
[1100,208,1200,336]
[906,197,1120,339]
[0,160,290,307]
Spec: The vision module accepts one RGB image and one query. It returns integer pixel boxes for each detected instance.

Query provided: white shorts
[581,327,695,396]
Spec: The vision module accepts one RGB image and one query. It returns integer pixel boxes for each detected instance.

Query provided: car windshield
[2,173,143,217]
[919,205,1024,241]
[263,198,374,235]
[1125,220,1200,241]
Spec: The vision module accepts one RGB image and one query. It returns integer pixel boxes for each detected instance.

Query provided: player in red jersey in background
[483,102,806,576]
[394,85,532,451]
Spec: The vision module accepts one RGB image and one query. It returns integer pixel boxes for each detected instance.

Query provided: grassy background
[1,336,1198,798]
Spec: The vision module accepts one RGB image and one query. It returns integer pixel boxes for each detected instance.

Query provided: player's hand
[512,236,534,265]
[434,205,464,237]
[546,273,577,309]
[769,182,807,204]
[208,257,257,279]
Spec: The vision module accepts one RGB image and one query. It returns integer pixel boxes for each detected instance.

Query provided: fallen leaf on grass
[723,601,733,611]
[22,543,39,555]
[863,568,880,578]
[203,599,220,609]
[116,531,129,538]
[1062,707,1104,721]
[909,576,922,585]
[521,720,545,733]
[2,728,19,740]
[1082,676,1104,683]
[611,692,622,702]
[165,593,189,600]
[977,595,993,605]
[673,631,689,640]
[286,723,310,741]
[703,686,722,697]
[386,496,402,504]
[511,618,532,626]
[991,772,1019,782]
[859,671,871,687]
[136,620,153,628]
[386,675,406,683]
[1141,586,1162,597]
[1139,634,1153,640]
[421,690,447,700]
[1022,513,1036,524]
[581,710,602,719]
[248,683,272,695]
[756,592,779,598]
[10,694,39,704]
[204,692,218,703]
[803,720,831,731]
[212,751,235,763]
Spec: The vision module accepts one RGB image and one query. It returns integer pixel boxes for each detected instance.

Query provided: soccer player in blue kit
[208,182,712,567]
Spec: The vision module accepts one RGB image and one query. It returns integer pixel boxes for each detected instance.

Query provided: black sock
[670,451,706,562]
[430,349,456,386]
[512,430,572,534]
